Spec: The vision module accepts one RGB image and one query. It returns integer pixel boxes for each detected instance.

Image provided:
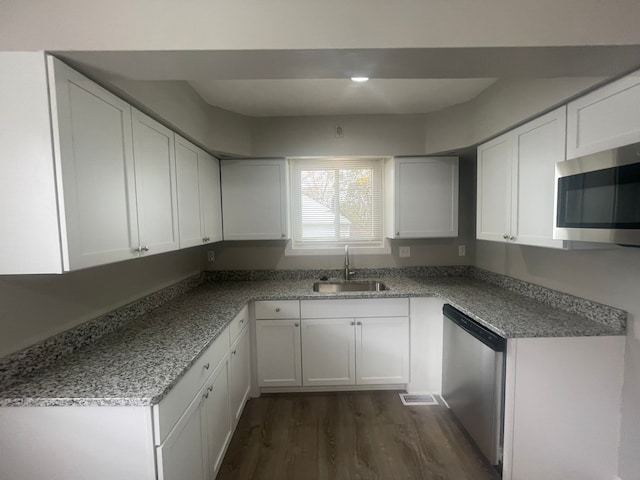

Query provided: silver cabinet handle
[275,307,281,312]
[294,322,299,327]
[204,392,209,399]
[396,231,400,236]
[133,246,142,253]
[356,321,362,326]
[509,236,516,241]
[281,233,286,238]
[350,321,355,326]
[203,237,211,243]
[203,362,210,370]
[208,386,213,392]
[142,246,149,252]
[240,318,244,324]
[502,234,509,239]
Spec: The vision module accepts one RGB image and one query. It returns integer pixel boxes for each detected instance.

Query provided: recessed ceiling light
[350,77,369,83]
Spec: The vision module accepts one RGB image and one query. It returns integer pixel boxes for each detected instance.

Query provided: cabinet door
[202,360,231,480]
[394,157,459,238]
[567,71,640,159]
[356,317,409,385]
[221,159,289,240]
[256,319,302,387]
[512,107,566,249]
[131,109,179,255]
[175,136,203,248]
[199,152,223,244]
[301,318,355,386]
[229,326,251,425]
[476,135,513,242]
[156,393,207,480]
[48,57,139,270]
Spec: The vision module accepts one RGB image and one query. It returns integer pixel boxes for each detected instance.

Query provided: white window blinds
[290,157,384,249]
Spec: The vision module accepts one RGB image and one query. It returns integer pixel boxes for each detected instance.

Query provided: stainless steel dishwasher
[442,304,506,469]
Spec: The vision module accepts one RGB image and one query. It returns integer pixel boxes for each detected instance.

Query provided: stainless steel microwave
[554,142,640,246]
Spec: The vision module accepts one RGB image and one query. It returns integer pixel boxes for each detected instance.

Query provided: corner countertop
[0,274,626,407]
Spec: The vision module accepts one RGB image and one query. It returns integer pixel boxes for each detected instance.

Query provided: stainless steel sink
[312,280,387,293]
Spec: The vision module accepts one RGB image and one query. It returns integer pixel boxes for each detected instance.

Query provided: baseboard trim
[260,384,406,395]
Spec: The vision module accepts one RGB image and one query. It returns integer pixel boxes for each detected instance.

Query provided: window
[289,157,385,252]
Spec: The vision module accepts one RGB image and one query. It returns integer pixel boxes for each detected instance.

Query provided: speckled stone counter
[0,269,626,407]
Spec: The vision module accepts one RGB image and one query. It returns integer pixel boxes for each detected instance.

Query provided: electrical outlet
[335,125,344,138]
[458,245,466,257]
[207,251,216,262]
[399,246,411,258]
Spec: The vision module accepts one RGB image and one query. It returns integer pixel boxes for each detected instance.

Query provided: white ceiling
[187,78,497,117]
[57,46,640,118]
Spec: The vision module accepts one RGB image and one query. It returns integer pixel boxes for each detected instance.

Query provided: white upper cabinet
[0,53,222,274]
[385,157,459,239]
[567,70,640,159]
[175,136,204,248]
[198,151,223,244]
[220,159,289,240]
[477,106,567,249]
[50,57,140,271]
[175,136,222,248]
[385,157,458,238]
[477,137,513,243]
[131,108,179,256]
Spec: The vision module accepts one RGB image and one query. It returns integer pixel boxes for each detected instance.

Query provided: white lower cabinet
[301,318,356,386]
[255,319,302,387]
[502,335,625,480]
[157,391,208,480]
[301,316,409,387]
[255,300,303,387]
[255,298,410,391]
[356,317,410,384]
[157,356,233,480]
[202,359,232,479]
[0,309,254,480]
[229,325,251,425]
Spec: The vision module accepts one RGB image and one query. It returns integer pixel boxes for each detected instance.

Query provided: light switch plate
[399,246,411,258]
[207,251,216,262]
[458,245,466,256]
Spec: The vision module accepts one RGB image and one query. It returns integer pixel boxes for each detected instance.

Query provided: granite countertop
[0,273,626,408]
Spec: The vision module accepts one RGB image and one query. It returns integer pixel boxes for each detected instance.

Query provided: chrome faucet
[344,245,355,280]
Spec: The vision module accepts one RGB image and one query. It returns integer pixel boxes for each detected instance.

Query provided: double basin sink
[312,280,387,293]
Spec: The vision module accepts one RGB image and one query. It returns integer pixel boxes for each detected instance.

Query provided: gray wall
[475,241,640,479]
[0,247,205,357]
[108,80,253,156]
[424,77,606,153]
[252,114,427,157]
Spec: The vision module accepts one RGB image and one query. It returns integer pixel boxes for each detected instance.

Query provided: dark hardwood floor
[218,391,501,480]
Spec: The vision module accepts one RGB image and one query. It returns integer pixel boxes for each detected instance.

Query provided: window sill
[284,239,391,256]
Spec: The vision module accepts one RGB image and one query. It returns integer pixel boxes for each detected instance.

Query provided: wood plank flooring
[218,391,501,480]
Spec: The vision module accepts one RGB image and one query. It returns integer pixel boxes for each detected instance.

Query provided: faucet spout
[344,245,353,280]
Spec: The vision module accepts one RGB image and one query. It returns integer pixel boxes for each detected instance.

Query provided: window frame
[286,156,391,256]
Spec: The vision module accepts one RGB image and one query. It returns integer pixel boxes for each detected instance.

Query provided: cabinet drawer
[255,300,300,319]
[228,305,249,345]
[153,327,230,445]
[301,298,408,318]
